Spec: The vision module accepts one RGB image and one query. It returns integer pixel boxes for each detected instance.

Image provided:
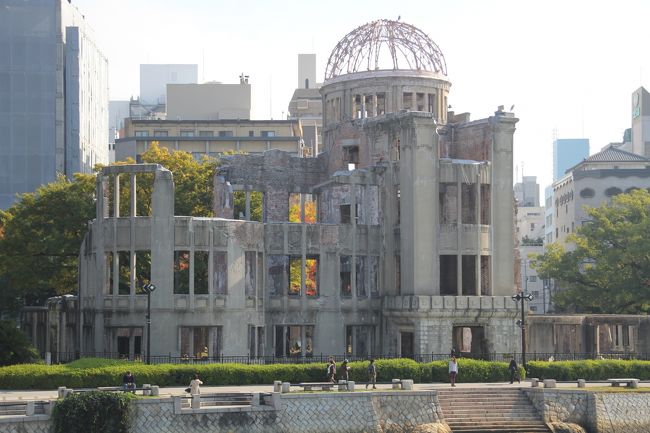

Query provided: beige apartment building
[114,119,304,162]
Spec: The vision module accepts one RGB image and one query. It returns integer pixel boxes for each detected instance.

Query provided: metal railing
[48,351,650,365]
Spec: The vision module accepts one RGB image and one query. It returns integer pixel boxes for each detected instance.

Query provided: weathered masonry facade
[69,19,527,360]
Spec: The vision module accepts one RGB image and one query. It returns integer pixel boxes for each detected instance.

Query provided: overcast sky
[73,0,650,192]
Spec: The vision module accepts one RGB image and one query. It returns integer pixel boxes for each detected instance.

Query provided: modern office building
[114,119,303,162]
[166,81,251,121]
[0,0,108,208]
[514,176,540,207]
[139,64,198,106]
[553,138,589,181]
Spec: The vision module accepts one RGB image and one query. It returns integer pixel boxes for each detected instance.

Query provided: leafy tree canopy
[0,320,40,365]
[531,189,650,313]
[0,173,96,313]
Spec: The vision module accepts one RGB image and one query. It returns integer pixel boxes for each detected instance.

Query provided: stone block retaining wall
[525,389,650,433]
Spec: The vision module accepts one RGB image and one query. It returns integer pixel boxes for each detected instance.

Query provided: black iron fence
[48,351,650,365]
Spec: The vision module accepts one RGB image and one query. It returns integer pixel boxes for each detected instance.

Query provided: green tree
[138,142,218,216]
[0,174,96,314]
[531,189,650,313]
[0,320,40,365]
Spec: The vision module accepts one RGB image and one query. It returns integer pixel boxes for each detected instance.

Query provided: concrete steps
[437,388,551,433]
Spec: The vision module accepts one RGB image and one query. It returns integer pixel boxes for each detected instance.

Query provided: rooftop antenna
[269,75,273,119]
[202,49,205,83]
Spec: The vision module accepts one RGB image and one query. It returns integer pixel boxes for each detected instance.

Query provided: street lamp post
[141,283,156,365]
[512,292,534,371]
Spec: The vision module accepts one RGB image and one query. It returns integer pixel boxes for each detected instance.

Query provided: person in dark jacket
[508,359,520,384]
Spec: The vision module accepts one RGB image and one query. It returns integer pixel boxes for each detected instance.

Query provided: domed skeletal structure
[324,19,447,81]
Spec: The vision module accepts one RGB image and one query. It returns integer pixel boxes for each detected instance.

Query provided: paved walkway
[2,380,648,401]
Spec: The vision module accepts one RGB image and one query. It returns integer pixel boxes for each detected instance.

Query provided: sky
[73,0,650,192]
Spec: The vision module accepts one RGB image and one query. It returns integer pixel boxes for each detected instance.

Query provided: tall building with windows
[0,0,108,209]
[553,138,589,181]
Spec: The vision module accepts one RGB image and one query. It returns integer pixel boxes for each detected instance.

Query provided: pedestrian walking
[327,358,337,383]
[366,358,377,389]
[448,356,458,387]
[189,373,203,395]
[508,359,520,384]
[340,359,350,382]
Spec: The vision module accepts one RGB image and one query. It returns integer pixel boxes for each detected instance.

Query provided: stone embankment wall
[6,389,650,433]
[0,391,446,433]
[525,389,650,433]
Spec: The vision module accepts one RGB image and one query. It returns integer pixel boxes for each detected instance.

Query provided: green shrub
[528,360,650,381]
[52,391,134,433]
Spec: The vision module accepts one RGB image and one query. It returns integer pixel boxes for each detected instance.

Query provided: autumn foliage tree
[532,189,650,313]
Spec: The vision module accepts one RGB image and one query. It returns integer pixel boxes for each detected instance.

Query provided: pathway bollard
[151,386,159,396]
[347,381,355,391]
[392,379,401,390]
[281,382,291,393]
[191,394,201,409]
[543,379,557,388]
[143,384,151,396]
[57,387,66,399]
[530,378,539,387]
[274,381,282,392]
[577,379,586,388]
[338,380,347,391]
[402,379,414,390]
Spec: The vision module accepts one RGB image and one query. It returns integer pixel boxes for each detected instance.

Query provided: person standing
[189,373,203,395]
[327,359,337,383]
[366,359,377,389]
[508,359,520,384]
[448,356,458,387]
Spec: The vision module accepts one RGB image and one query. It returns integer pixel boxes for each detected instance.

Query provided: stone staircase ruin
[437,388,551,433]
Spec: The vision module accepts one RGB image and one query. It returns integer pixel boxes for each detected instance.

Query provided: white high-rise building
[0,0,108,208]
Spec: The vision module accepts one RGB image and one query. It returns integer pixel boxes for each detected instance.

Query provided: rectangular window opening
[194,251,209,294]
[118,251,130,295]
[213,251,228,295]
[340,255,352,296]
[174,251,190,294]
[135,251,151,294]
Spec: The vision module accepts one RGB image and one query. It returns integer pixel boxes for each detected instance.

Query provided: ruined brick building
[29,19,532,360]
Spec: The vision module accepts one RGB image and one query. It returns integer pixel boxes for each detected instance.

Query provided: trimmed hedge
[528,360,650,381]
[52,391,134,433]
[0,357,522,389]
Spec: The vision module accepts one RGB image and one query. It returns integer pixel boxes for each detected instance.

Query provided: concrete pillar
[475,176,481,296]
[399,115,439,295]
[489,114,518,295]
[392,379,401,389]
[274,381,282,392]
[372,94,378,117]
[361,94,366,119]
[245,190,251,221]
[456,176,462,296]
[281,382,291,393]
[411,92,416,111]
